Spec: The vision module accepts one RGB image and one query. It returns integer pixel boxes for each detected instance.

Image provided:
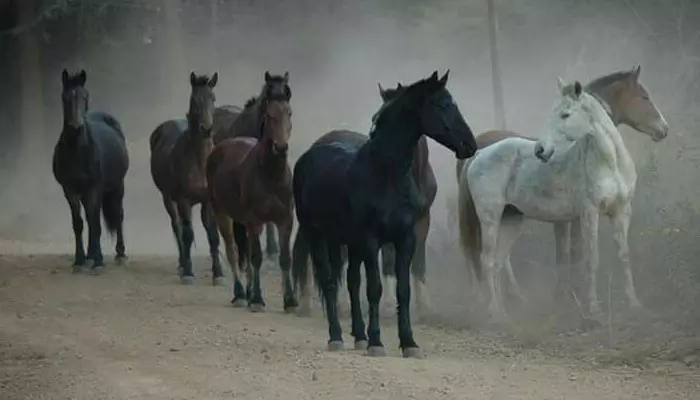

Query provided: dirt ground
[0,240,698,400]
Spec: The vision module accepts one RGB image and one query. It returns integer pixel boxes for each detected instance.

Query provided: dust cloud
[0,0,699,365]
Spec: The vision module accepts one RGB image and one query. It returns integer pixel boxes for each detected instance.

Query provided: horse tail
[455,158,466,182]
[458,167,482,281]
[101,187,123,237]
[291,228,311,295]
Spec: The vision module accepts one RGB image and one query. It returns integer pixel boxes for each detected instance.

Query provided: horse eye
[560,112,571,120]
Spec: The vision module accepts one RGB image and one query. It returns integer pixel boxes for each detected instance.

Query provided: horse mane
[585,70,633,93]
[244,96,257,108]
[370,78,430,136]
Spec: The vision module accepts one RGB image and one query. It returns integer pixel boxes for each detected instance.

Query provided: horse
[454,66,669,306]
[212,71,292,259]
[458,77,667,321]
[207,99,296,312]
[52,69,130,273]
[292,71,476,358]
[149,72,223,285]
[291,82,437,317]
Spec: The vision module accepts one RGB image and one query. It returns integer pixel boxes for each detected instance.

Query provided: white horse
[458,78,663,319]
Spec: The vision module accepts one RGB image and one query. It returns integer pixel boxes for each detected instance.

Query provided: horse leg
[246,224,266,312]
[611,204,643,310]
[497,215,526,303]
[346,246,368,350]
[361,237,385,357]
[412,211,431,317]
[216,212,246,306]
[394,232,422,358]
[480,218,506,321]
[82,190,104,272]
[569,217,586,308]
[110,183,127,265]
[201,203,224,286]
[265,222,278,257]
[176,201,195,285]
[380,243,397,316]
[292,228,312,317]
[308,231,343,350]
[581,206,602,319]
[233,222,250,303]
[64,190,86,272]
[276,217,298,313]
[162,196,184,277]
[553,222,572,302]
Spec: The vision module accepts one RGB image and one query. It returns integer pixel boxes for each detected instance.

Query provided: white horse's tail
[455,158,467,182]
[458,166,482,281]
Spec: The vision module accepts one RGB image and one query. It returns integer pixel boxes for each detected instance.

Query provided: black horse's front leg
[82,190,104,272]
[64,190,86,272]
[177,201,195,285]
[361,237,385,357]
[394,232,422,358]
[346,246,368,350]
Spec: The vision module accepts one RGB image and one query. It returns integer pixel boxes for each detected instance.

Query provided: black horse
[52,69,130,273]
[292,71,476,358]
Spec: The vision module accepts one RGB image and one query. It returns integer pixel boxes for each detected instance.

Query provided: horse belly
[510,174,580,222]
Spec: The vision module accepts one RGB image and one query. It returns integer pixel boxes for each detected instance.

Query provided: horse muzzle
[272,141,289,155]
[534,143,553,162]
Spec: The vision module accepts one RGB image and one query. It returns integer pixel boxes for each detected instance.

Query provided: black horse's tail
[101,188,123,237]
[291,228,311,295]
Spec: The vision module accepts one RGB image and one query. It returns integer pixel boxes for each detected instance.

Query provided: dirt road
[0,246,697,400]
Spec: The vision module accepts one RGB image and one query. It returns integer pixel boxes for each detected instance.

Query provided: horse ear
[631,65,641,81]
[283,71,289,83]
[439,69,450,87]
[190,72,196,87]
[378,82,387,100]
[78,69,87,86]
[61,69,69,86]
[573,81,582,98]
[397,82,403,89]
[208,72,218,88]
[556,76,567,93]
[429,71,439,82]
[264,71,271,82]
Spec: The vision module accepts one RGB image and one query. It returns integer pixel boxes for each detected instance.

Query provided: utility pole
[486,0,506,130]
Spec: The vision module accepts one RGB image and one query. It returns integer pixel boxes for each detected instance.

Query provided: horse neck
[585,82,622,126]
[585,113,636,186]
[412,136,429,181]
[365,119,421,181]
[59,123,92,149]
[184,122,212,172]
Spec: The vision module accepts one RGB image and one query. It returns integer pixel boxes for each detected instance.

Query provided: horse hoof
[231,298,246,308]
[402,347,424,359]
[180,276,195,285]
[367,346,387,357]
[91,266,105,276]
[115,255,128,266]
[327,341,344,352]
[248,303,265,313]
[212,277,226,287]
[354,340,368,351]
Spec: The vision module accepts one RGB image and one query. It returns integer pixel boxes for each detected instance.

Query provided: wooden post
[486,0,506,130]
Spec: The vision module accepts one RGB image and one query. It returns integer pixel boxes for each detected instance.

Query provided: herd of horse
[51,65,668,359]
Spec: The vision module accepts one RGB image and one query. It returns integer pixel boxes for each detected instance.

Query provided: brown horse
[211,72,292,259]
[207,99,296,312]
[149,72,223,285]
[455,66,669,305]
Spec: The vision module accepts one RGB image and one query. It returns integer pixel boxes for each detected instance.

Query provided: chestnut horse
[212,72,292,259]
[150,72,223,285]
[207,99,296,312]
[455,66,669,309]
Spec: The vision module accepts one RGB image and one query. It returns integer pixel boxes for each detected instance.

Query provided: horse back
[212,105,242,145]
[87,110,128,187]
[149,119,187,193]
[476,129,534,148]
[313,129,368,148]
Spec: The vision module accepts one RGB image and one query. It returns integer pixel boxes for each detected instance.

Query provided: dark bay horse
[292,83,438,317]
[292,71,476,358]
[454,66,669,307]
[207,99,296,312]
[149,72,223,285]
[212,71,292,258]
[52,69,129,273]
